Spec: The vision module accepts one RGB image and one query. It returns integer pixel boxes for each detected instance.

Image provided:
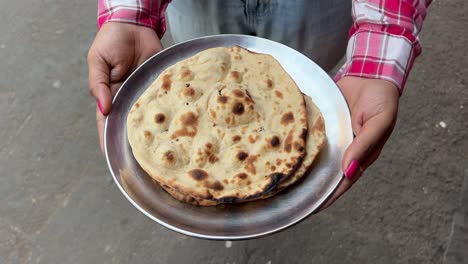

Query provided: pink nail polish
[345,160,359,179]
[96,99,104,114]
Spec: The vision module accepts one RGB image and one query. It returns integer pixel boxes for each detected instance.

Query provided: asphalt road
[0,0,467,263]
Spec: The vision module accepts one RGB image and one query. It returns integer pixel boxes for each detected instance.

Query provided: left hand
[87,23,163,152]
[318,76,400,210]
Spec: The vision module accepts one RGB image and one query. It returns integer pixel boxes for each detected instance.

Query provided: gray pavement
[444,174,468,264]
[1,0,467,263]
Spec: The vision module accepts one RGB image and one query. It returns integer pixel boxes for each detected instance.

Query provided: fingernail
[96,99,104,114]
[345,160,359,179]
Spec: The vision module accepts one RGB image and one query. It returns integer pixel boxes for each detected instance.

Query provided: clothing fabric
[165,0,352,73]
[97,0,431,92]
[97,0,171,38]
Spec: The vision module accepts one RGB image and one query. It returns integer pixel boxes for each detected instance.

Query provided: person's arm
[89,1,171,151]
[97,0,172,38]
[321,0,431,210]
[335,0,432,92]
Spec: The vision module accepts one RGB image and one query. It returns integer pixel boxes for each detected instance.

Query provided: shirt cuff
[97,1,170,39]
[334,24,421,94]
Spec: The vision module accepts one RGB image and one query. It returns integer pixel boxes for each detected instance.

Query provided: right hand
[88,22,163,152]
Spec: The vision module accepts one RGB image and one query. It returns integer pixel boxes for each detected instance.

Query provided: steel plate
[104,35,353,240]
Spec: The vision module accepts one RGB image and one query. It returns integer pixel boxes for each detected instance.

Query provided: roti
[259,95,326,198]
[160,95,326,205]
[127,46,308,203]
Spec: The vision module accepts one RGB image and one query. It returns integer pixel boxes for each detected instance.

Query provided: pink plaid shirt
[97,0,431,93]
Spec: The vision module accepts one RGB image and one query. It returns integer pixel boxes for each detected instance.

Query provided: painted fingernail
[345,160,359,179]
[96,99,104,114]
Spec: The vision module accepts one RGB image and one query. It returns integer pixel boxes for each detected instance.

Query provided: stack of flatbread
[126,46,326,206]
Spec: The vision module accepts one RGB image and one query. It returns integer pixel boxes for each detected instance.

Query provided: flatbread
[161,95,326,205]
[259,95,326,198]
[127,46,308,203]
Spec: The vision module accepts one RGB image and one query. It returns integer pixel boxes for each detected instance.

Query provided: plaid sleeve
[335,0,431,93]
[97,0,172,39]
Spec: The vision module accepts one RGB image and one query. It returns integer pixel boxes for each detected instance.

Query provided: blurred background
[1,0,467,263]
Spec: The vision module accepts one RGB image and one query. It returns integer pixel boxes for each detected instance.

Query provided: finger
[96,106,106,153]
[110,82,123,97]
[88,51,112,115]
[342,112,394,177]
[110,64,130,83]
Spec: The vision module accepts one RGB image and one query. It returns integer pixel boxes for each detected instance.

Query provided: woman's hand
[87,22,163,151]
[320,76,400,210]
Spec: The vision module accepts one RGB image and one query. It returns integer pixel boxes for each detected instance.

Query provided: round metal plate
[104,35,352,240]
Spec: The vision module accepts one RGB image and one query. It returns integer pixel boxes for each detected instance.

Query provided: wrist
[337,77,400,105]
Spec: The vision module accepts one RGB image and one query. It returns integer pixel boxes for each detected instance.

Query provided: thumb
[88,51,112,115]
[342,113,393,180]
